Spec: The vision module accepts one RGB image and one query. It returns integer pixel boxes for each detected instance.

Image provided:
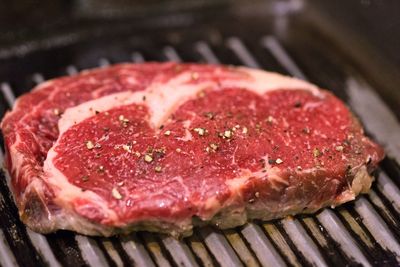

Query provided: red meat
[1,63,384,236]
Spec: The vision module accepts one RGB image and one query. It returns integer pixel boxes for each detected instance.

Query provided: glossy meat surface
[1,63,384,236]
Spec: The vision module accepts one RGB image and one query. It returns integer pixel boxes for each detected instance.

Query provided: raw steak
[1,63,384,237]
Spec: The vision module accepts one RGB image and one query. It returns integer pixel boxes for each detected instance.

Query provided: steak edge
[1,63,384,237]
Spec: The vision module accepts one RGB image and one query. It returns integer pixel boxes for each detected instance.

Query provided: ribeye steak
[1,63,384,237]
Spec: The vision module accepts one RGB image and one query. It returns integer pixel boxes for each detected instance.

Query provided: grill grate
[1,33,400,267]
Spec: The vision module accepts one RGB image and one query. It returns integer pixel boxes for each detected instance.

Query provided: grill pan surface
[1,1,400,266]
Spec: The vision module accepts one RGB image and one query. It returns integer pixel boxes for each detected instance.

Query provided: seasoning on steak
[1,63,384,237]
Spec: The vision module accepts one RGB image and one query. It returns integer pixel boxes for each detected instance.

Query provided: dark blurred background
[0,0,399,66]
